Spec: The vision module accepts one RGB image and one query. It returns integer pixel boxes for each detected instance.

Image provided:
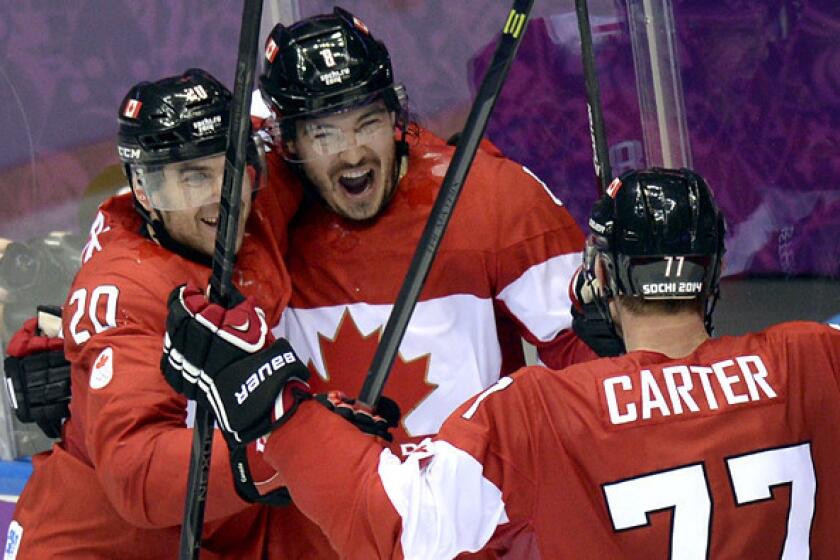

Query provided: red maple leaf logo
[95,353,110,369]
[308,309,437,444]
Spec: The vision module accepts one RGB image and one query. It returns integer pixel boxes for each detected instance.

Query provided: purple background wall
[0,0,838,272]
[487,1,840,278]
[302,0,840,278]
[0,1,242,239]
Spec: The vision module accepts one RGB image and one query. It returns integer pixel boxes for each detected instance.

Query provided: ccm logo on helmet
[118,146,141,160]
[236,351,298,405]
[642,281,703,296]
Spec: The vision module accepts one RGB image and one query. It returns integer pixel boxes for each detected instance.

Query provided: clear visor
[132,141,265,211]
[271,96,398,164]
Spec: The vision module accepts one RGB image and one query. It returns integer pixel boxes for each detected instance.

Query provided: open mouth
[338,169,374,196]
[200,216,219,227]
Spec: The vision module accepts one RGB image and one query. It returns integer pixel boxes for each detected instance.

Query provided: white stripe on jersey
[377,439,509,559]
[496,252,579,342]
[522,165,564,207]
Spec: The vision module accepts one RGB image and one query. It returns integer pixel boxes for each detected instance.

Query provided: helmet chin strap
[703,288,719,336]
[589,252,621,338]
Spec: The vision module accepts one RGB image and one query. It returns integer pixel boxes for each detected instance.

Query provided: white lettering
[690,365,718,410]
[117,146,141,160]
[246,373,259,392]
[235,350,301,405]
[604,376,636,424]
[677,281,703,293]
[662,365,699,414]
[192,115,222,136]
[642,282,677,295]
[319,67,351,86]
[640,369,670,419]
[736,355,777,400]
[183,85,208,103]
[320,48,336,67]
[712,359,749,405]
[603,356,776,426]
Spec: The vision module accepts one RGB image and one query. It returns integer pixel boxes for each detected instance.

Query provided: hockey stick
[179,1,263,558]
[575,0,611,194]
[358,0,534,407]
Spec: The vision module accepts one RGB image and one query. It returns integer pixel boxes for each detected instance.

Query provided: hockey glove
[569,266,625,358]
[161,282,312,445]
[3,306,70,438]
[314,391,401,442]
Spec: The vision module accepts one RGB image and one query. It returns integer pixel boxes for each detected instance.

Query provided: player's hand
[315,391,400,442]
[569,266,625,357]
[161,282,311,444]
[3,306,70,438]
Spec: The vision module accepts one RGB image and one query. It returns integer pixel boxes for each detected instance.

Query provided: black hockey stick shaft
[575,0,611,194]
[358,0,534,407]
[179,1,263,558]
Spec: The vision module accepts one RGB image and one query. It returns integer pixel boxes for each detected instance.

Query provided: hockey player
[4,9,619,455]
[258,7,598,450]
[4,69,334,559]
[166,168,840,558]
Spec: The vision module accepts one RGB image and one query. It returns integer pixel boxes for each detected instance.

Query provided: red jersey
[264,321,840,559]
[279,127,590,450]
[8,157,335,558]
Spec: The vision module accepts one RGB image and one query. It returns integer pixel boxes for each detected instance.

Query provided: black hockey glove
[162,282,312,445]
[314,391,401,442]
[569,267,625,358]
[161,282,312,506]
[3,306,70,438]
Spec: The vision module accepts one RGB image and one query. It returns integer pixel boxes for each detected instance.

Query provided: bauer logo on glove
[237,351,298,405]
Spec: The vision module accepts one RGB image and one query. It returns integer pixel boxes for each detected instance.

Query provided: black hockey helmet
[117,68,231,167]
[259,7,403,119]
[115,69,264,263]
[117,68,264,211]
[585,168,726,333]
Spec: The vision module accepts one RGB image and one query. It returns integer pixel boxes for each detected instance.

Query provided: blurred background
[0,0,838,464]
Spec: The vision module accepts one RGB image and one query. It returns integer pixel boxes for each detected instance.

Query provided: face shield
[131,137,266,211]
[268,89,401,164]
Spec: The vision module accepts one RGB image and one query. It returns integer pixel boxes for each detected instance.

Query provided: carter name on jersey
[602,355,778,425]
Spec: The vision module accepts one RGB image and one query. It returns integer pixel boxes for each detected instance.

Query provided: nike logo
[229,318,250,332]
